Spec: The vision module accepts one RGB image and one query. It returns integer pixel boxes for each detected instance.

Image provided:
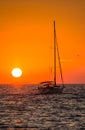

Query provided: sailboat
[38,21,65,94]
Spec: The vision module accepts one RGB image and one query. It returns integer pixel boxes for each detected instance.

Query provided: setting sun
[11,68,22,78]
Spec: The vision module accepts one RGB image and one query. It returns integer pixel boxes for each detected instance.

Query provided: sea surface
[0,84,85,130]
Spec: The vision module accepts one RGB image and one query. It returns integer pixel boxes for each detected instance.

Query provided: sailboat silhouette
[38,21,65,94]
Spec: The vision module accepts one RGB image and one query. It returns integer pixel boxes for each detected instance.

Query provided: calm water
[0,84,85,130]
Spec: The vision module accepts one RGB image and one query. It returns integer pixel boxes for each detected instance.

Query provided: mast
[54,21,64,86]
[54,21,56,86]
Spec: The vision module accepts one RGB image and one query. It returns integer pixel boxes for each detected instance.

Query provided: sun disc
[12,68,22,77]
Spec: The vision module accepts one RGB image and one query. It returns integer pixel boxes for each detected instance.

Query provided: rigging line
[55,24,64,86]
[49,42,53,72]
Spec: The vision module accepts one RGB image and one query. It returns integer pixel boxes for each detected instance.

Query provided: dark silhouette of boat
[38,21,65,94]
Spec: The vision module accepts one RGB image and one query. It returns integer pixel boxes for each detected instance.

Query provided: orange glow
[0,0,85,84]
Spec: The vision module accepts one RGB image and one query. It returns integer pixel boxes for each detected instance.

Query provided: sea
[0,84,85,130]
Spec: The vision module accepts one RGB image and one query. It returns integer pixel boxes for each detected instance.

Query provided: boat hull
[38,86,64,94]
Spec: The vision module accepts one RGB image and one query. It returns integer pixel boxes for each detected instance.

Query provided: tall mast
[54,21,64,86]
[54,21,56,86]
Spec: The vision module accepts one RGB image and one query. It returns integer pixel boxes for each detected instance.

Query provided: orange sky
[0,0,85,84]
